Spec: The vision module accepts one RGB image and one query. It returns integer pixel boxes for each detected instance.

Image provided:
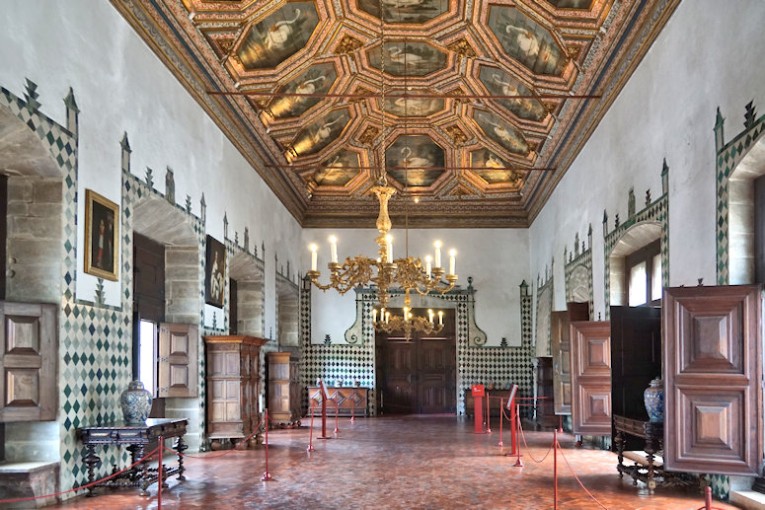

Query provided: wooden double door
[376,308,456,414]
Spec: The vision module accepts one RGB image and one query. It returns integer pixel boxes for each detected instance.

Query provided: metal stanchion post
[320,393,330,439]
[307,402,316,452]
[333,401,340,435]
[513,404,523,468]
[498,397,504,447]
[558,414,563,433]
[553,429,558,510]
[158,436,164,510]
[486,391,491,433]
[350,398,355,423]
[262,409,273,481]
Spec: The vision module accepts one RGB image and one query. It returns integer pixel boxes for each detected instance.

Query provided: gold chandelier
[306,8,458,319]
[373,288,445,339]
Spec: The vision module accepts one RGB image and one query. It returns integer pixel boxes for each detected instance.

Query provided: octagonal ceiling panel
[386,135,445,187]
[358,0,450,23]
[115,0,681,228]
[488,6,567,76]
[266,63,338,119]
[478,66,548,123]
[289,108,351,157]
[368,41,448,76]
[473,110,530,156]
[236,2,320,70]
[312,150,361,187]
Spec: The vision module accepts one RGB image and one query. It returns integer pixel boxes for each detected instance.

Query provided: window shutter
[158,323,198,398]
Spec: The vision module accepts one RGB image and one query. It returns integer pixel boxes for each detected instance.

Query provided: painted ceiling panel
[112,0,681,228]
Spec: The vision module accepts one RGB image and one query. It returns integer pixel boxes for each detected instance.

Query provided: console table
[613,415,663,493]
[77,418,188,496]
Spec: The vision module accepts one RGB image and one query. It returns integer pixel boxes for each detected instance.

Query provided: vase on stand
[643,377,664,423]
[120,380,152,424]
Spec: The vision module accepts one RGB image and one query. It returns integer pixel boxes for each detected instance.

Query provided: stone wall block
[8,216,61,238]
[165,248,198,266]
[7,178,33,201]
[164,265,198,281]
[32,180,63,204]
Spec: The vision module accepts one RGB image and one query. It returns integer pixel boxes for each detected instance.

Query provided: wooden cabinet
[551,303,589,416]
[266,351,301,427]
[308,387,368,417]
[570,320,611,436]
[535,357,557,429]
[203,335,266,449]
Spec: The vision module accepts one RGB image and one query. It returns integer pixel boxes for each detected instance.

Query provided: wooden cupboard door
[552,303,589,415]
[664,285,763,475]
[418,338,455,414]
[0,302,57,421]
[158,323,198,397]
[570,321,611,436]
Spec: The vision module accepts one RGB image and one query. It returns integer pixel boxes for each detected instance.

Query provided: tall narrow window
[626,239,661,307]
[139,319,157,395]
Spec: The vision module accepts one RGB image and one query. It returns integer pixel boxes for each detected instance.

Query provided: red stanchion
[332,399,340,435]
[262,409,273,481]
[350,398,355,424]
[158,436,164,510]
[513,403,523,468]
[486,390,492,434]
[471,384,485,434]
[498,397,504,447]
[307,401,316,452]
[558,414,563,433]
[553,429,558,510]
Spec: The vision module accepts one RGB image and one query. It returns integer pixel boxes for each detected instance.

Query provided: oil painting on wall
[205,235,226,308]
[479,66,548,122]
[488,6,566,76]
[313,150,360,186]
[473,110,530,156]
[267,63,337,119]
[290,108,351,157]
[357,0,448,24]
[386,135,445,187]
[369,41,447,76]
[236,2,319,70]
[84,189,119,281]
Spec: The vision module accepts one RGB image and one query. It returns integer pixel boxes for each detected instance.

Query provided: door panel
[552,302,589,415]
[570,321,611,435]
[664,285,762,475]
[158,322,199,398]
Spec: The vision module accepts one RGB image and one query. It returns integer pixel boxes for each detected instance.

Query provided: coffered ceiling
[111,0,679,228]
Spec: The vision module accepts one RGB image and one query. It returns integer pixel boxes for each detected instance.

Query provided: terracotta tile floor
[50,415,739,510]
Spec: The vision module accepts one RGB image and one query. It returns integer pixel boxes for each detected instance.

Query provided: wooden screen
[664,285,763,475]
[551,302,589,415]
[0,302,57,421]
[158,323,198,398]
[570,320,611,436]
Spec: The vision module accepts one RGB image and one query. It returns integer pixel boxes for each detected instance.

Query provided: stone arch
[275,272,298,347]
[608,221,662,307]
[229,247,265,337]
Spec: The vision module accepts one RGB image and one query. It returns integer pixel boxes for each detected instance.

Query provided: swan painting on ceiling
[385,135,445,187]
[488,6,566,76]
[291,109,351,157]
[312,151,359,187]
[384,95,444,117]
[237,2,319,70]
[357,0,448,24]
[546,0,594,9]
[369,41,447,77]
[473,110,530,156]
[470,149,525,187]
[267,63,337,119]
[478,67,548,122]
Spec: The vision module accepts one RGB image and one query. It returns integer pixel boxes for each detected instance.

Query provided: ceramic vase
[643,377,664,423]
[120,380,152,424]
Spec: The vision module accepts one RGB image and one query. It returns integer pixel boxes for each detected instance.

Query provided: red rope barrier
[158,436,164,510]
[261,409,273,481]
[557,441,610,510]
[180,415,265,460]
[516,415,555,464]
[0,445,161,505]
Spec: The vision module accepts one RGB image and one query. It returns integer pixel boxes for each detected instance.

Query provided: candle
[438,310,444,326]
[428,309,434,324]
[309,243,318,271]
[403,306,409,321]
[425,255,432,277]
[385,311,390,324]
[385,234,393,263]
[329,235,338,264]
[434,240,442,268]
[449,249,457,276]
[372,309,378,323]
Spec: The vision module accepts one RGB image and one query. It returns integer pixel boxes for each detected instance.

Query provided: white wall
[529,0,765,318]
[304,227,529,346]
[0,0,302,320]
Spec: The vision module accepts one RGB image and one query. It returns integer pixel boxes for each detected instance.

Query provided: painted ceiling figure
[485,153,505,169]
[296,75,325,96]
[399,146,432,169]
[264,9,301,51]
[311,116,341,145]
[486,119,526,152]
[392,96,436,116]
[506,24,540,60]
[388,46,425,67]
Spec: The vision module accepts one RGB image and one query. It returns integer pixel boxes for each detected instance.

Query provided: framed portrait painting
[205,235,226,308]
[84,189,119,281]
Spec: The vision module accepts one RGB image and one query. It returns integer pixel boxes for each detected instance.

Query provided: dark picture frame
[84,189,119,281]
[205,235,226,308]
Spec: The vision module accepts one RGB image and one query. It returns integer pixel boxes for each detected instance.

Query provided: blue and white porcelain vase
[643,377,664,423]
[120,380,152,424]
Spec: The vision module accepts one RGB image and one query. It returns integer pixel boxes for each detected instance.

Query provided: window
[626,240,661,306]
[138,319,157,396]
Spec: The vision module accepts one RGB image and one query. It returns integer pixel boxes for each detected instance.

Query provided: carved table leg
[615,430,625,478]
[176,435,187,481]
[82,444,100,496]
[131,444,150,496]
[645,435,658,494]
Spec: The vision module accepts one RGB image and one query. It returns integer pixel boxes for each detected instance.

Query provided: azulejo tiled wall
[299,277,535,417]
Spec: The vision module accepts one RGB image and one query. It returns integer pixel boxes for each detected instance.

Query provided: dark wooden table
[613,415,663,492]
[77,418,188,496]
